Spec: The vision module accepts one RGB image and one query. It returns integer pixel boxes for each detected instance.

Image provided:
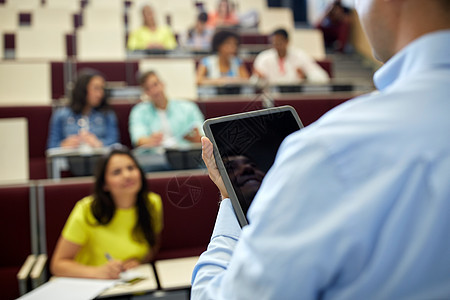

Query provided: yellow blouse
[62,193,163,266]
[127,25,177,50]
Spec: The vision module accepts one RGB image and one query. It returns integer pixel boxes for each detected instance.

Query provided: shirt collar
[374,30,450,91]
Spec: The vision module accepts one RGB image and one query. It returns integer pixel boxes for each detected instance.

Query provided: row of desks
[0,91,370,179]
[20,256,198,299]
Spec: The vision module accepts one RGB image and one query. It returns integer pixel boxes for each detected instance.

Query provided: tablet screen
[206,107,302,223]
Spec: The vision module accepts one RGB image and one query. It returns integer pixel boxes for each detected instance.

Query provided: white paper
[119,268,146,282]
[17,277,117,300]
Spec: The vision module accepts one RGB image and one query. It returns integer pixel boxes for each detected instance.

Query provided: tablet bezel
[203,106,303,227]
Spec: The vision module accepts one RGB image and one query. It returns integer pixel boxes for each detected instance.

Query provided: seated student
[207,0,239,29]
[196,30,250,85]
[181,11,214,51]
[50,147,163,279]
[253,28,330,85]
[127,4,177,51]
[47,70,119,150]
[129,71,204,149]
[316,0,352,53]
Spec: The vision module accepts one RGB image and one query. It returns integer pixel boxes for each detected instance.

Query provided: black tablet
[203,106,303,227]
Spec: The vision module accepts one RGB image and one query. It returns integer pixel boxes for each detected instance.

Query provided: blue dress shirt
[191,30,450,299]
[47,107,119,149]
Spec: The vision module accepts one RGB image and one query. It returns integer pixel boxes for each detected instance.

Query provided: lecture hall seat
[0,106,52,180]
[274,94,354,126]
[146,172,220,260]
[0,183,36,300]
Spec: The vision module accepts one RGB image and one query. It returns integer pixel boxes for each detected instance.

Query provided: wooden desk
[154,256,199,290]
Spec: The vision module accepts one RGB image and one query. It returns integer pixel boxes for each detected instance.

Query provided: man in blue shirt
[192,0,450,299]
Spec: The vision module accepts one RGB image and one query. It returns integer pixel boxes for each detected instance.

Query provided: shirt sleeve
[129,104,151,146]
[161,27,178,50]
[191,131,370,299]
[47,109,65,149]
[187,102,205,135]
[127,29,140,51]
[61,198,91,245]
[253,52,268,77]
[99,110,119,146]
[200,56,209,72]
[296,49,330,83]
[191,198,242,298]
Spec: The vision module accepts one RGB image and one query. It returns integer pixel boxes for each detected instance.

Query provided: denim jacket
[47,107,119,149]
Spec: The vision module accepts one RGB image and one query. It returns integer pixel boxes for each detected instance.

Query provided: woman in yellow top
[50,147,163,279]
[127,5,177,51]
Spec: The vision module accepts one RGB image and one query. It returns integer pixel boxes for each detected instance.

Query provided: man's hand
[296,68,306,80]
[201,137,229,199]
[138,132,164,148]
[184,127,202,143]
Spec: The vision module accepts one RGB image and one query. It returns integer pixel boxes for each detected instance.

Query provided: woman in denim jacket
[47,71,119,149]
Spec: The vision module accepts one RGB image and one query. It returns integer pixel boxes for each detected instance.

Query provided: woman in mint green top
[50,147,163,279]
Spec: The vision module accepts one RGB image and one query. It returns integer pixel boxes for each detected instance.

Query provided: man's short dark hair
[272,28,289,40]
[211,30,240,53]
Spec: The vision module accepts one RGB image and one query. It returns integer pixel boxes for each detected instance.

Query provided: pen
[105,253,126,274]
[105,252,113,261]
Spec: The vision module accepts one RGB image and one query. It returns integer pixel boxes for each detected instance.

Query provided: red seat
[275,95,353,126]
[38,179,94,260]
[111,102,134,149]
[147,173,219,260]
[198,98,264,119]
[0,184,35,300]
[0,106,52,179]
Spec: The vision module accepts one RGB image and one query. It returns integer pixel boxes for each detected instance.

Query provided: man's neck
[154,97,168,110]
[395,2,450,57]
[277,49,287,58]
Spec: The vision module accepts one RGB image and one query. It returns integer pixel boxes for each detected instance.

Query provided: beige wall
[0,62,52,105]
[0,118,29,182]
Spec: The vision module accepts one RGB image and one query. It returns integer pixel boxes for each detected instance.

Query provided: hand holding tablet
[203,106,303,227]
[201,136,229,199]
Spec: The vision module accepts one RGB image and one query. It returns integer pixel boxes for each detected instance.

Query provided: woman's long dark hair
[90,147,156,247]
[70,70,110,114]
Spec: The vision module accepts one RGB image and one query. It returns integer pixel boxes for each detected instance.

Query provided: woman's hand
[96,260,124,279]
[60,135,81,148]
[79,131,103,148]
[123,258,141,270]
[201,137,229,199]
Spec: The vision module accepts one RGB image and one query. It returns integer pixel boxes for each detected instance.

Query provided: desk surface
[154,256,199,290]
[98,264,158,298]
